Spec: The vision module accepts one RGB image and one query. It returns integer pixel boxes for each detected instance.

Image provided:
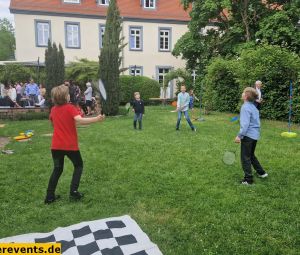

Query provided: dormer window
[63,0,80,3]
[99,0,109,5]
[144,0,156,9]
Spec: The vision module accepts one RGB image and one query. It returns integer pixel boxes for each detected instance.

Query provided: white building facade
[10,0,191,97]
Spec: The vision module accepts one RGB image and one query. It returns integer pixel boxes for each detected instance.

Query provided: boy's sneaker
[70,191,84,200]
[176,128,179,131]
[241,179,253,185]
[44,195,61,204]
[192,128,197,132]
[258,173,268,178]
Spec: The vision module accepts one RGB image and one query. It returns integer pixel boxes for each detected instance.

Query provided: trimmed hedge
[119,75,160,103]
[203,58,240,113]
[203,45,300,122]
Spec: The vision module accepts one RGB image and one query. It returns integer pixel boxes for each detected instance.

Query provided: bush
[203,58,240,113]
[235,45,300,122]
[203,45,300,122]
[119,75,160,104]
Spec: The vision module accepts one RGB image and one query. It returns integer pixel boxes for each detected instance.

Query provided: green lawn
[0,106,299,255]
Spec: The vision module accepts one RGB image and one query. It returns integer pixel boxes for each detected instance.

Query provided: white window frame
[98,0,109,6]
[157,67,171,85]
[65,22,81,49]
[159,28,171,52]
[144,0,156,9]
[35,20,51,47]
[129,66,143,76]
[63,0,80,3]
[129,26,143,51]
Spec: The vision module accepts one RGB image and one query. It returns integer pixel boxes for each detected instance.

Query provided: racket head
[223,151,236,165]
[98,79,107,101]
[125,102,131,111]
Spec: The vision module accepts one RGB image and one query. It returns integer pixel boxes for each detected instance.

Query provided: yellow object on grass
[281,132,297,138]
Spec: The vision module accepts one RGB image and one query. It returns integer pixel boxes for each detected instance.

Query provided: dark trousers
[134,113,143,129]
[241,136,265,181]
[176,110,195,130]
[46,150,83,198]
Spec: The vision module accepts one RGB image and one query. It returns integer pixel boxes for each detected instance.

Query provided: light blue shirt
[25,83,39,96]
[238,102,261,140]
[177,92,190,112]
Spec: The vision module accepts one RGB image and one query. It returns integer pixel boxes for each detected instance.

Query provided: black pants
[46,150,83,198]
[241,136,265,181]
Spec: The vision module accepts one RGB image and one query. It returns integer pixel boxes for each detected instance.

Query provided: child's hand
[132,109,135,112]
[97,114,105,122]
[235,136,241,143]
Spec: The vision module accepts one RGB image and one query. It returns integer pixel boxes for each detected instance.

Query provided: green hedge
[119,75,160,103]
[203,58,240,113]
[203,45,300,122]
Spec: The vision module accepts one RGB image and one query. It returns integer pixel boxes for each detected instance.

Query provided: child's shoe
[241,179,253,185]
[258,173,268,178]
[70,191,84,200]
[44,195,61,204]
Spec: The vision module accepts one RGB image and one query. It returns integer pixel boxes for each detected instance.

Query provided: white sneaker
[258,173,268,178]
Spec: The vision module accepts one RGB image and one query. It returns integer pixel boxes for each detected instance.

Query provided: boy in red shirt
[45,85,105,204]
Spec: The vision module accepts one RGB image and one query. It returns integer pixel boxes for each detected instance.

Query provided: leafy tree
[99,0,125,115]
[66,59,99,87]
[0,19,15,60]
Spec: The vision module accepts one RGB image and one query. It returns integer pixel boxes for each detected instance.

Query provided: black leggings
[46,150,83,197]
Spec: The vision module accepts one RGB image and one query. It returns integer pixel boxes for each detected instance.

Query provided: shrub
[235,45,300,122]
[203,58,240,113]
[203,45,300,122]
[119,75,160,104]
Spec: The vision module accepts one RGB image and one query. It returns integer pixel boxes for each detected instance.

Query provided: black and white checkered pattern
[0,215,162,255]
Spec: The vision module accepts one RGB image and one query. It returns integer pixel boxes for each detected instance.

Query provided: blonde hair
[243,87,258,102]
[51,85,69,105]
[134,92,140,97]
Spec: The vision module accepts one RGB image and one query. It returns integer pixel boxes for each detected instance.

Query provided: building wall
[14,14,188,80]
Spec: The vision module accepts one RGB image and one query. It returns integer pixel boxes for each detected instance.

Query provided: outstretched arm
[74,114,105,125]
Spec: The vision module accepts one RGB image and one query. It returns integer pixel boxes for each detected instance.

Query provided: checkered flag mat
[0,215,163,255]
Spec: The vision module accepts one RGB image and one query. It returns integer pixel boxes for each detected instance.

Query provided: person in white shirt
[84,82,93,115]
[254,80,263,110]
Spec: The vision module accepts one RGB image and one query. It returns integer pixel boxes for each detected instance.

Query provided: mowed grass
[0,106,300,255]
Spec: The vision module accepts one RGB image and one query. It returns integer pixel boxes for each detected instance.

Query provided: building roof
[10,0,191,23]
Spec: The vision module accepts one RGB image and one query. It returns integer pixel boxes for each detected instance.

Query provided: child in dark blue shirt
[131,92,145,130]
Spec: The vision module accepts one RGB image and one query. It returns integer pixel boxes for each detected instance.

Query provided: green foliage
[256,11,300,54]
[0,64,32,84]
[235,45,300,122]
[0,19,15,61]
[203,58,240,113]
[119,75,160,103]
[204,45,300,122]
[99,0,125,115]
[45,41,65,98]
[66,59,99,87]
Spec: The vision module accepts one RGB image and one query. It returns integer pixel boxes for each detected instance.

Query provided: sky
[0,0,14,24]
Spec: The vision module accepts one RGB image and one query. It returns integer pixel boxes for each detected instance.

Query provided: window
[157,67,171,85]
[98,0,109,5]
[35,20,51,47]
[129,27,143,51]
[65,22,80,48]
[63,0,80,3]
[144,0,155,9]
[99,24,105,48]
[159,28,171,51]
[130,66,143,76]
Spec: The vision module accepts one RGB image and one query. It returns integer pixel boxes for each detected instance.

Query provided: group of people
[0,79,46,108]
[44,79,267,204]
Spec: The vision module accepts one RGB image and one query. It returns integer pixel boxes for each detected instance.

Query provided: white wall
[14,14,188,81]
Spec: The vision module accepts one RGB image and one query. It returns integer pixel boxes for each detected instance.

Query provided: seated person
[35,96,45,107]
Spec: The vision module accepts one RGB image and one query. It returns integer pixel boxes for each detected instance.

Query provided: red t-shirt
[50,104,81,151]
